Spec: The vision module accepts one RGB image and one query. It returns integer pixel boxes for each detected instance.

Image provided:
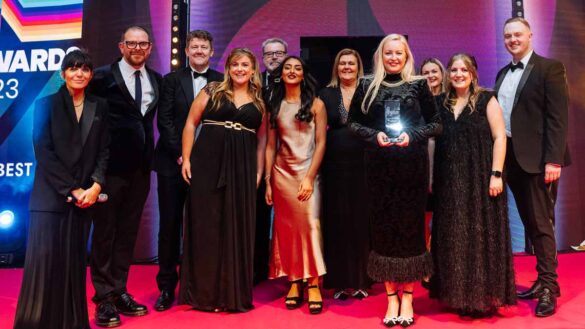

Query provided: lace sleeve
[202,81,221,96]
[404,79,442,143]
[347,79,380,145]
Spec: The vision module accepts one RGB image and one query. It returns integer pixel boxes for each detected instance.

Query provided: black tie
[193,70,208,79]
[510,62,524,72]
[134,70,142,112]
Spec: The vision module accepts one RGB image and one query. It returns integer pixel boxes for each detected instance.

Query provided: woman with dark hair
[430,53,516,316]
[265,56,327,314]
[347,34,441,327]
[179,47,266,312]
[319,49,371,300]
[14,50,109,329]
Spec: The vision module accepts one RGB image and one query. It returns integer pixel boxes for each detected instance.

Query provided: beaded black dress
[430,90,516,312]
[347,75,441,283]
[319,87,371,290]
[179,84,263,312]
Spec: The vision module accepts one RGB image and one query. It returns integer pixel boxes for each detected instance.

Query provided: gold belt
[202,119,256,133]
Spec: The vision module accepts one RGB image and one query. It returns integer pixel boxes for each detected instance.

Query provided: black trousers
[90,170,151,302]
[253,180,272,284]
[155,173,188,292]
[506,139,560,295]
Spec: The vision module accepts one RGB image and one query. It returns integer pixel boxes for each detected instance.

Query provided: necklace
[74,101,84,107]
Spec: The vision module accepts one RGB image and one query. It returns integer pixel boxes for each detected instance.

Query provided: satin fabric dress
[269,100,326,281]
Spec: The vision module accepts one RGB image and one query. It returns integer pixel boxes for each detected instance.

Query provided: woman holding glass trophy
[347,34,441,328]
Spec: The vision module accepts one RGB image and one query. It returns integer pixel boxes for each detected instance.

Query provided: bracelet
[490,170,502,178]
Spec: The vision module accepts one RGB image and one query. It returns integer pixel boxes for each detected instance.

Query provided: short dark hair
[504,17,531,30]
[61,49,94,71]
[120,26,152,42]
[186,30,214,48]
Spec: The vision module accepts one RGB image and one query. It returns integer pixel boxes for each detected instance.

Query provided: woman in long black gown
[179,48,266,312]
[430,53,516,315]
[320,49,371,300]
[14,50,109,329]
[347,34,441,327]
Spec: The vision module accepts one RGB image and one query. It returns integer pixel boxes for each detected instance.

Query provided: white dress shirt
[118,58,154,116]
[191,65,209,98]
[497,50,533,137]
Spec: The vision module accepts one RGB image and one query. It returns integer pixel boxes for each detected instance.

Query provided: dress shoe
[95,301,121,328]
[114,292,148,316]
[535,288,557,317]
[154,290,174,311]
[517,281,544,299]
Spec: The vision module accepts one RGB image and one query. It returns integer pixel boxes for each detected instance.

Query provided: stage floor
[1,253,584,329]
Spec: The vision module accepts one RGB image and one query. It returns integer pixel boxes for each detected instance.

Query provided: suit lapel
[59,86,78,125]
[80,98,96,147]
[145,68,159,114]
[494,64,510,93]
[513,56,537,109]
[112,62,137,109]
[180,68,195,104]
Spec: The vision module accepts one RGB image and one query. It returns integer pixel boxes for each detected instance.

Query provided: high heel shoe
[398,291,415,327]
[307,285,323,314]
[383,291,400,328]
[284,280,304,310]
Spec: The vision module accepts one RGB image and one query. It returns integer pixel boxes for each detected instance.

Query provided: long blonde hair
[327,48,364,88]
[443,53,484,114]
[361,34,422,113]
[211,48,265,114]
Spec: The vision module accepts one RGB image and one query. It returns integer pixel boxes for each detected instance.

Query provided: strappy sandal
[383,291,400,328]
[307,285,323,314]
[284,280,304,310]
[398,291,415,327]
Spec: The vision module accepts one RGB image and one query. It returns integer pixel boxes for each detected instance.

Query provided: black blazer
[29,86,110,212]
[88,59,162,175]
[154,67,222,176]
[495,52,571,173]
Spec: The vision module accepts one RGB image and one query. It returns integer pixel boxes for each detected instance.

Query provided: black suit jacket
[89,59,162,175]
[29,86,110,212]
[154,67,222,176]
[495,52,570,173]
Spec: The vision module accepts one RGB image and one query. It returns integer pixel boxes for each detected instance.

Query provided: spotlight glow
[0,210,15,229]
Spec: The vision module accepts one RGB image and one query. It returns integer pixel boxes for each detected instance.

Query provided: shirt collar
[513,50,533,66]
[119,57,146,79]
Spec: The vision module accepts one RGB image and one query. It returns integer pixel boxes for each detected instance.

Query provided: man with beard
[152,30,222,311]
[88,26,162,328]
[261,38,288,88]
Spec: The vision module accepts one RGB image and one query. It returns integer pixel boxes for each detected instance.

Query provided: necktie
[510,61,524,72]
[134,70,142,112]
[193,71,208,79]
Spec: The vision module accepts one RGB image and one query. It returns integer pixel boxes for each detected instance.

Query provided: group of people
[13,16,569,329]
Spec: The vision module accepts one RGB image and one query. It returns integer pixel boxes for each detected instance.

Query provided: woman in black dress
[14,50,109,329]
[430,53,516,315]
[347,34,441,327]
[320,49,371,300]
[179,48,266,312]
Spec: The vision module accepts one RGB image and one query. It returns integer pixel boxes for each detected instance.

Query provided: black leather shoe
[95,301,121,328]
[535,288,557,317]
[115,292,148,316]
[154,290,174,312]
[517,281,544,299]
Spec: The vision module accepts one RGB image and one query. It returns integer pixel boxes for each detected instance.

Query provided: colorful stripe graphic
[0,0,83,42]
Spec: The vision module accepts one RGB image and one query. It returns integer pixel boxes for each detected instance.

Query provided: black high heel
[399,291,415,327]
[307,285,323,314]
[383,291,400,328]
[285,280,304,310]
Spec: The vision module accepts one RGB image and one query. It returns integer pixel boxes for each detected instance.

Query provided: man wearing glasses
[89,25,162,328]
[261,37,288,88]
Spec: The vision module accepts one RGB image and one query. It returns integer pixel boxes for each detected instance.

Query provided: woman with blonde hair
[430,53,515,316]
[319,49,371,300]
[179,47,267,312]
[348,34,441,327]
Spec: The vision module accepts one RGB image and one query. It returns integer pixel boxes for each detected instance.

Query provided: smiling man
[495,17,570,318]
[153,29,222,312]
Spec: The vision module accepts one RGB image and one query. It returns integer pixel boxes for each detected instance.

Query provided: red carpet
[1,253,584,329]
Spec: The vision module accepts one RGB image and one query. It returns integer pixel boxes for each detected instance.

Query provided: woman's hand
[75,183,102,208]
[393,132,410,147]
[377,132,391,147]
[181,159,191,185]
[297,177,315,202]
[489,176,504,197]
[265,182,273,205]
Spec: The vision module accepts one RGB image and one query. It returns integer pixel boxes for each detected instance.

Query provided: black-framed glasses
[124,41,152,49]
[263,51,286,58]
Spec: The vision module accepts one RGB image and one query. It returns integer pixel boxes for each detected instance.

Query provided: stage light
[172,48,178,54]
[0,210,15,229]
[171,59,179,66]
[172,37,179,43]
[173,26,179,32]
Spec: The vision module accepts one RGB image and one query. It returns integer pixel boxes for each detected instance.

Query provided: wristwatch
[491,170,502,178]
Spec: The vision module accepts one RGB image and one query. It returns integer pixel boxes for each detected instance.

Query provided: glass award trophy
[384,99,403,143]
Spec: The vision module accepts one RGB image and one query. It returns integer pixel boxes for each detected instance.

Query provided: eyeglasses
[123,41,152,49]
[263,51,286,58]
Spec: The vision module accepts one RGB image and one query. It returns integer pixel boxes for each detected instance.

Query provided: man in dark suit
[495,17,570,317]
[88,26,162,328]
[261,37,288,89]
[152,29,222,311]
